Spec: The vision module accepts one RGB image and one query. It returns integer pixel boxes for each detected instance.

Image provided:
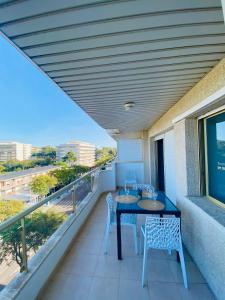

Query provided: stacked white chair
[104,192,138,254]
[124,170,137,190]
[141,216,188,288]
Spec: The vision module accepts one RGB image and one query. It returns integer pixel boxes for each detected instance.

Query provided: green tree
[0,210,66,270]
[95,147,116,166]
[50,165,89,187]
[32,146,56,161]
[62,151,77,166]
[30,175,58,197]
[0,200,25,222]
[0,165,6,174]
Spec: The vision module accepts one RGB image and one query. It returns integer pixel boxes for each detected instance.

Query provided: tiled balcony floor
[39,194,215,300]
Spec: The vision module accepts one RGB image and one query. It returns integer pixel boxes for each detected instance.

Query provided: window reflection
[206,112,225,204]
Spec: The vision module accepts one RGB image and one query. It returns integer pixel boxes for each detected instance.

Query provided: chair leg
[179,246,188,289]
[141,240,148,287]
[133,225,138,254]
[104,223,110,254]
[140,231,144,255]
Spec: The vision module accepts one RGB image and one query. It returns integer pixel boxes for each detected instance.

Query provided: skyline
[0,35,116,148]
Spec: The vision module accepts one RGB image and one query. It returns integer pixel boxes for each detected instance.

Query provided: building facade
[0,166,58,196]
[57,140,96,167]
[0,142,32,162]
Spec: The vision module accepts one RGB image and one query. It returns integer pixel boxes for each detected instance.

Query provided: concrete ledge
[178,196,225,300]
[188,196,225,228]
[0,188,103,300]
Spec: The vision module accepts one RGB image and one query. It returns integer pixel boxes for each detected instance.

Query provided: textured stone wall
[148,58,225,137]
[179,196,225,300]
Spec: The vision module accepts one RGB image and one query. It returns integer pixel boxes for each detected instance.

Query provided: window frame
[203,109,225,209]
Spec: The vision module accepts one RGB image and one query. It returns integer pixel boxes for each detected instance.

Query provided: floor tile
[71,236,103,255]
[147,259,177,283]
[179,283,216,300]
[94,255,121,278]
[120,257,143,281]
[148,282,182,300]
[88,277,119,300]
[59,253,98,276]
[170,260,206,284]
[118,279,149,300]
[39,273,93,300]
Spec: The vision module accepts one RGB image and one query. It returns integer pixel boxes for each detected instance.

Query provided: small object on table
[115,195,138,204]
[138,200,165,211]
[142,190,151,198]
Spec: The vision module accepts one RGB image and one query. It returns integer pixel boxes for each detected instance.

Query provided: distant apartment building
[0,142,32,162]
[0,166,58,196]
[57,140,96,167]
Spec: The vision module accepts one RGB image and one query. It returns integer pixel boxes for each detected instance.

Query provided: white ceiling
[0,0,225,133]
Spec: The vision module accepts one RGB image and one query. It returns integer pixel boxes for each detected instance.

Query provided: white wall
[117,139,143,161]
[100,163,116,192]
[164,130,177,204]
[116,138,144,186]
[116,162,144,187]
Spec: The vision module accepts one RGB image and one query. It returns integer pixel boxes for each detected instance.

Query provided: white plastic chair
[124,170,137,190]
[141,216,188,288]
[104,193,138,254]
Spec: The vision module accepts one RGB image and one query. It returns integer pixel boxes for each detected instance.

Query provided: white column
[174,119,200,198]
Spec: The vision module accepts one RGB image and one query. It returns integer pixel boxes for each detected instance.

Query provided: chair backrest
[125,169,137,181]
[106,193,115,224]
[145,217,181,251]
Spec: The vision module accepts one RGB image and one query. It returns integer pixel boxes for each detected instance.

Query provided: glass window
[205,111,225,205]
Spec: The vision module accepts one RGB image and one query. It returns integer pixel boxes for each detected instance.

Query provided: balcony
[0,1,225,299]
[0,164,215,300]
[38,193,214,300]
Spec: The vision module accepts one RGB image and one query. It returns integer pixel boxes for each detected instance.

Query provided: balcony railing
[0,161,114,293]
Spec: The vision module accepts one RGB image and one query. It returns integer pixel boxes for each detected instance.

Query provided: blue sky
[0,35,116,148]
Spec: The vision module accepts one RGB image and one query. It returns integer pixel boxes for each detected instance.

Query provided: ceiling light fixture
[124,101,135,111]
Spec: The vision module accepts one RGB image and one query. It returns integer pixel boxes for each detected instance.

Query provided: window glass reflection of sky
[216,121,225,141]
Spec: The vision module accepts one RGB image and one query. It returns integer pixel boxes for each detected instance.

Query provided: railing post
[20,217,28,273]
[90,173,93,191]
[72,186,76,213]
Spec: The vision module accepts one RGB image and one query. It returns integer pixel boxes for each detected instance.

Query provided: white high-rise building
[57,140,96,167]
[0,142,32,162]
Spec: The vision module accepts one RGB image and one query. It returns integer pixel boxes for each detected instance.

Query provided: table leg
[177,214,181,263]
[116,211,122,260]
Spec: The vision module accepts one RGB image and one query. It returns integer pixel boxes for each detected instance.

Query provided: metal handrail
[0,158,115,273]
[0,166,100,232]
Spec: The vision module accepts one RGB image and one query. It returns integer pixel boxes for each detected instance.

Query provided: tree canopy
[32,146,56,160]
[30,175,58,197]
[95,147,116,166]
[0,200,25,222]
[0,210,66,270]
[62,151,77,166]
[50,165,89,187]
[0,157,55,173]
[0,165,6,174]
